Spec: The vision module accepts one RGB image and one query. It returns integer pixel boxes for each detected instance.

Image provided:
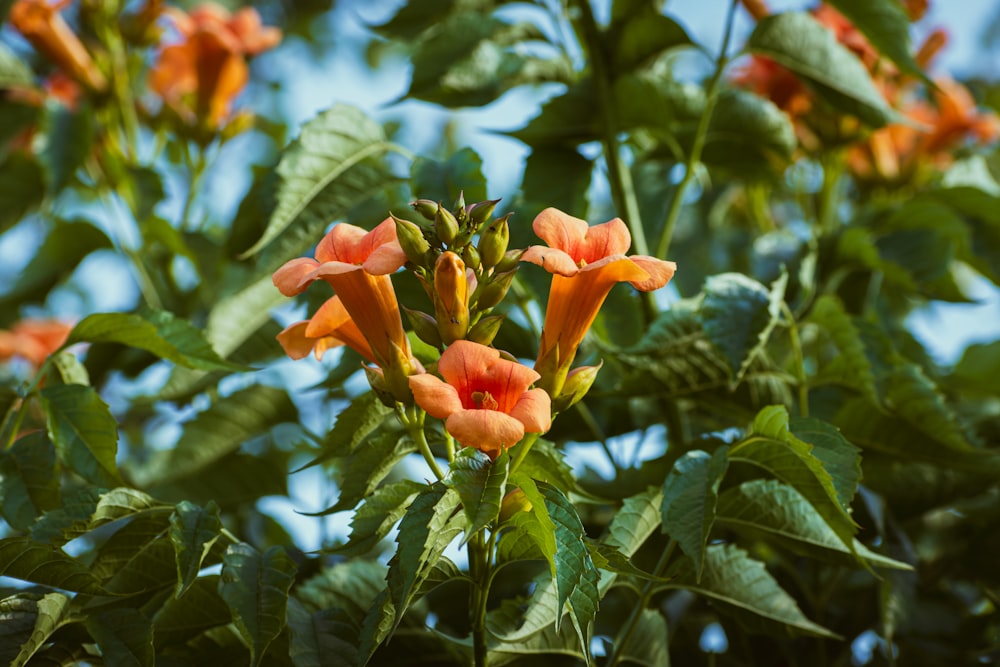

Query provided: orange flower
[408,340,551,458]
[0,319,73,367]
[273,219,418,401]
[10,0,107,92]
[276,296,376,363]
[521,208,676,395]
[149,3,281,129]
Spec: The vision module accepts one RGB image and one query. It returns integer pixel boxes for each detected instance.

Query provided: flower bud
[433,251,470,344]
[474,268,517,310]
[435,203,460,245]
[220,110,255,142]
[403,306,442,348]
[477,214,510,269]
[461,244,481,271]
[364,365,398,407]
[551,362,603,413]
[467,198,501,226]
[467,315,504,346]
[498,488,532,523]
[411,199,439,222]
[392,214,432,266]
[494,248,524,273]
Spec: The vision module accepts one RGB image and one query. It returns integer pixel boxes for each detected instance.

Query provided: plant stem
[399,406,446,480]
[655,0,740,260]
[508,431,541,475]
[781,302,809,417]
[469,528,496,667]
[605,540,676,667]
[1,358,53,448]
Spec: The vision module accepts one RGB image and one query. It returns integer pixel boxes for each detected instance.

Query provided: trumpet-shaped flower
[0,319,73,367]
[409,340,551,458]
[522,208,676,395]
[11,0,107,92]
[276,296,375,363]
[273,219,417,401]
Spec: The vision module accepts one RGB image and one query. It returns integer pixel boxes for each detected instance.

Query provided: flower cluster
[273,200,676,458]
[10,0,107,93]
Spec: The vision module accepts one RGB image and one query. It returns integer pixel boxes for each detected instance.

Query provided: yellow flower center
[471,391,499,411]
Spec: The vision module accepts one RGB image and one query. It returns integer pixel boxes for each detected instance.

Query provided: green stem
[655,0,740,260]
[817,150,845,234]
[469,527,497,667]
[103,24,140,164]
[1,358,53,448]
[781,302,809,417]
[399,406,446,480]
[180,141,209,232]
[570,0,655,322]
[606,540,677,667]
[508,432,541,475]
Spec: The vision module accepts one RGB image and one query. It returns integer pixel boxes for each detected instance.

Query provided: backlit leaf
[660,447,729,580]
[6,593,71,667]
[447,448,509,543]
[169,500,223,598]
[40,383,121,487]
[0,537,106,594]
[0,432,59,531]
[824,0,923,77]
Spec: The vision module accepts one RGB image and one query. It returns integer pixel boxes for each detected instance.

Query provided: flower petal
[276,321,314,360]
[581,218,631,263]
[521,245,579,276]
[409,373,464,420]
[273,257,319,296]
[304,297,351,338]
[532,207,589,256]
[315,223,367,263]
[627,257,677,292]
[363,244,408,275]
[509,388,551,434]
[436,340,500,403]
[446,409,525,458]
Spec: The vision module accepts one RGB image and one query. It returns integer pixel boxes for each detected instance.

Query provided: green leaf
[729,406,858,553]
[65,310,244,372]
[520,147,593,214]
[333,480,424,557]
[0,537,106,594]
[824,0,924,77]
[807,295,878,401]
[0,432,59,531]
[717,480,911,570]
[951,340,1000,396]
[665,543,839,638]
[586,540,669,581]
[387,483,462,624]
[483,583,588,665]
[151,575,232,647]
[31,487,167,546]
[170,500,223,599]
[40,383,120,487]
[205,274,288,359]
[410,147,486,203]
[51,351,90,386]
[537,481,600,651]
[373,0,455,40]
[790,416,861,511]
[612,609,670,667]
[241,104,393,258]
[219,544,298,667]
[512,437,576,494]
[507,474,557,564]
[611,4,692,72]
[5,593,71,667]
[0,41,32,87]
[316,429,417,515]
[90,512,179,595]
[510,82,599,147]
[0,596,38,667]
[0,219,111,313]
[701,272,786,386]
[286,598,358,667]
[660,448,729,580]
[447,448,509,543]
[147,451,289,509]
[85,608,154,667]
[39,103,94,193]
[747,12,896,127]
[295,391,393,472]
[702,88,797,171]
[606,487,663,559]
[0,153,46,235]
[295,559,387,620]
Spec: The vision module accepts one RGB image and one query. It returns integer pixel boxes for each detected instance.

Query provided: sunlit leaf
[0,42,32,87]
[333,480,424,557]
[824,0,923,77]
[85,608,154,667]
[5,592,71,667]
[169,500,223,599]
[447,448,509,543]
[660,447,729,580]
[40,383,121,487]
[219,544,298,667]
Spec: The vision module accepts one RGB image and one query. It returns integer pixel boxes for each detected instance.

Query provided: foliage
[1,0,998,666]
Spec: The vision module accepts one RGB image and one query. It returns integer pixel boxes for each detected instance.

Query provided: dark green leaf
[39,104,93,193]
[31,487,167,546]
[4,592,71,667]
[86,608,154,667]
[790,416,861,510]
[520,147,593,214]
[219,544,298,667]
[807,295,878,401]
[296,391,392,472]
[0,431,58,531]
[169,500,223,598]
[510,82,599,147]
[824,0,924,77]
[587,540,669,581]
[611,4,692,72]
[612,609,670,667]
[748,12,896,127]
[0,537,106,594]
[410,147,486,203]
[951,340,1000,396]
[151,575,232,647]
[147,451,289,509]
[0,596,37,667]
[286,598,358,667]
[40,383,120,487]
[660,447,729,580]
[334,480,424,557]
[90,512,178,595]
[295,559,387,620]
[315,429,417,515]
[512,437,576,494]
[606,487,662,559]
[65,310,244,372]
[702,88,797,171]
[0,153,46,234]
[447,448,509,542]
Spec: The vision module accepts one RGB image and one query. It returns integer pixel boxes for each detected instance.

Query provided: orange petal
[276,321,314,360]
[304,297,352,338]
[521,245,579,276]
[363,244,408,275]
[509,388,551,434]
[316,223,368,264]
[532,208,589,257]
[409,373,463,419]
[580,218,631,264]
[272,257,318,296]
[446,409,525,457]
[627,257,677,291]
[437,339,500,404]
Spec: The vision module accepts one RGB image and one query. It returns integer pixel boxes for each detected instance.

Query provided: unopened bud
[477,214,510,269]
[220,110,255,142]
[411,199,439,222]
[474,269,517,310]
[461,244,481,271]
[494,248,524,273]
[498,488,532,523]
[552,362,603,413]
[435,204,460,245]
[403,306,442,348]
[467,315,504,346]
[467,198,501,226]
[454,191,466,218]
[364,366,398,407]
[433,251,470,344]
[392,214,431,266]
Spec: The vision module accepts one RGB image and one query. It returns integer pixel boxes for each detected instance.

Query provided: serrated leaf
[65,310,243,372]
[586,540,669,581]
[606,487,663,559]
[30,487,167,546]
[411,147,486,203]
[387,483,462,623]
[295,560,388,620]
[151,575,232,647]
[0,537,106,594]
[314,429,417,515]
[511,437,576,493]
[6,592,71,667]
[86,608,154,667]
[447,448,509,542]
[286,598,358,667]
[170,500,222,599]
[334,480,424,557]
[665,543,839,638]
[824,0,923,77]
[219,544,297,667]
[717,479,911,570]
[660,448,729,581]
[807,295,878,400]
[748,12,896,127]
[39,383,120,487]
[611,4,692,72]
[242,104,392,257]
[0,153,46,235]
[90,512,179,595]
[729,406,857,554]
[0,432,58,531]
[701,272,786,386]
[790,416,861,510]
[507,474,557,564]
[295,391,392,472]
[614,609,670,667]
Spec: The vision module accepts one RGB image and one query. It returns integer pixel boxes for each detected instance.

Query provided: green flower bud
[411,199,439,222]
[494,248,524,273]
[474,269,517,309]
[403,306,442,348]
[461,244,481,271]
[364,366,398,408]
[467,315,504,346]
[435,203,460,245]
[467,198,501,226]
[477,213,510,269]
[392,214,432,267]
[551,362,603,413]
[498,488,532,523]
